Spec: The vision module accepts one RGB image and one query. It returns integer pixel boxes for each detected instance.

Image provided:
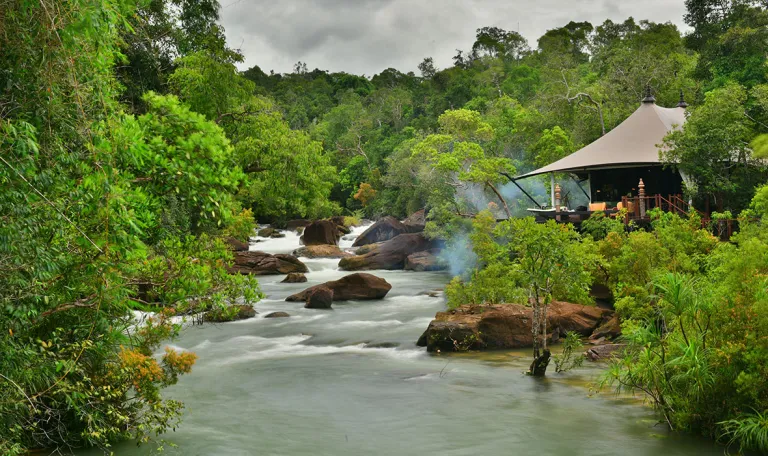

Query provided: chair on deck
[588,202,607,211]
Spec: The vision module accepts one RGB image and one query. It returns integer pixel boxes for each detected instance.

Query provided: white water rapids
[79,223,722,456]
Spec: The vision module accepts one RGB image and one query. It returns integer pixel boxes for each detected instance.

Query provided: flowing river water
[82,225,723,456]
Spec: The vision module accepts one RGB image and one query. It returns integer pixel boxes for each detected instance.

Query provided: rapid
[81,224,722,456]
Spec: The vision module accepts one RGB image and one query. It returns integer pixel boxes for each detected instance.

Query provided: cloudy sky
[219,0,688,76]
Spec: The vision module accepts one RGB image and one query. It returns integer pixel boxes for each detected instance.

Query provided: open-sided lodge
[508,88,707,227]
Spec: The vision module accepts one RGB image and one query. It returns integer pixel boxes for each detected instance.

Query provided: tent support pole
[550,173,555,208]
[500,173,544,209]
[572,176,591,201]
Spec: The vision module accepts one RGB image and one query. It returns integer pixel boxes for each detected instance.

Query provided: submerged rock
[305,286,334,309]
[293,244,352,258]
[352,216,409,247]
[286,273,392,302]
[302,220,340,246]
[404,250,446,271]
[230,251,308,275]
[264,311,290,318]
[340,233,440,271]
[281,273,308,283]
[416,302,615,352]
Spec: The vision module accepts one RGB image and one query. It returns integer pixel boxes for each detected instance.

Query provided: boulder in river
[416,301,615,352]
[286,219,312,231]
[340,233,440,271]
[352,216,408,247]
[264,311,291,318]
[302,220,340,246]
[230,251,308,275]
[293,245,352,259]
[354,244,380,255]
[589,314,621,341]
[224,236,249,252]
[402,209,426,233]
[286,273,392,302]
[404,250,446,272]
[204,304,257,322]
[257,227,284,238]
[281,273,308,283]
[305,286,334,309]
[585,344,626,361]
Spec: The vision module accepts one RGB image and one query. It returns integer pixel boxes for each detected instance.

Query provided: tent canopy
[517,101,687,179]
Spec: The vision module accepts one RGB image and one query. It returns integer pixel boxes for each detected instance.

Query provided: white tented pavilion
[509,90,689,214]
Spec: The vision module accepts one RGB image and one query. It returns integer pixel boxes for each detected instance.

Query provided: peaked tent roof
[517,101,687,179]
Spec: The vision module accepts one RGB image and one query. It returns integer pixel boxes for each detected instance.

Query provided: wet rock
[417,302,616,352]
[354,244,380,255]
[402,209,426,233]
[352,216,409,247]
[589,314,621,341]
[405,250,446,271]
[257,227,279,237]
[281,273,308,283]
[302,220,340,246]
[305,286,334,309]
[327,216,347,227]
[286,219,312,231]
[224,236,249,252]
[286,273,392,302]
[340,233,440,271]
[336,224,351,235]
[293,245,352,258]
[204,305,257,322]
[264,311,290,318]
[230,251,308,275]
[586,344,626,361]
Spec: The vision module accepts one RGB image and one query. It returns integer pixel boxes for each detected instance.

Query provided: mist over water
[78,224,722,456]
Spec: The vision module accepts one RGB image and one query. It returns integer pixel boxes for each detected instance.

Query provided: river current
[81,224,723,456]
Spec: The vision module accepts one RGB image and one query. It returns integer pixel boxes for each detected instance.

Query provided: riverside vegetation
[1,0,768,454]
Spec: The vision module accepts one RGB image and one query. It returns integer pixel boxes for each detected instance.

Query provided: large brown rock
[402,209,426,233]
[224,236,249,252]
[586,344,626,361]
[302,220,340,246]
[340,233,439,271]
[293,245,352,258]
[416,302,615,352]
[230,251,308,275]
[589,313,621,341]
[305,286,334,309]
[286,219,312,231]
[352,216,408,247]
[286,273,392,302]
[281,273,307,283]
[405,250,446,271]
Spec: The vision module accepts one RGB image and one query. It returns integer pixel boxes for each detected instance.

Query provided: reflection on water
[78,224,722,456]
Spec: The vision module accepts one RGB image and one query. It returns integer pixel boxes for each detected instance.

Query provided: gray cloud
[219,0,689,76]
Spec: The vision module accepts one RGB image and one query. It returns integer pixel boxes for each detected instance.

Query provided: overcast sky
[219,0,689,76]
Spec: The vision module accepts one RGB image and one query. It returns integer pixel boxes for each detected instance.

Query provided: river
[81,224,723,456]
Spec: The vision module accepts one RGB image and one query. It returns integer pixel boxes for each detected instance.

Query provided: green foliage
[580,211,625,240]
[0,1,261,453]
[554,332,586,373]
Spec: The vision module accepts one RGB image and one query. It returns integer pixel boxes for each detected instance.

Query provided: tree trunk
[529,349,551,377]
[487,182,512,219]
